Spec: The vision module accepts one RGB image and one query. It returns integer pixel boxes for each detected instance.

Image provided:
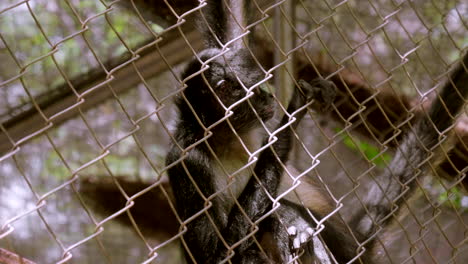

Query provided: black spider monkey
[164,0,468,263]
[166,0,337,263]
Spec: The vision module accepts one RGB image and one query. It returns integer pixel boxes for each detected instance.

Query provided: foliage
[336,128,392,167]
[438,186,467,210]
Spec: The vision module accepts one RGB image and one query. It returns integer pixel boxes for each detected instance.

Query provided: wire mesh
[0,0,466,263]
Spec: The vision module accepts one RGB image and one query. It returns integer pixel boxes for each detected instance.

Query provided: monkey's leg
[166,148,229,263]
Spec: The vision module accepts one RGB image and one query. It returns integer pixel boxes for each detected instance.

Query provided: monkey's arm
[219,79,337,260]
[166,148,228,263]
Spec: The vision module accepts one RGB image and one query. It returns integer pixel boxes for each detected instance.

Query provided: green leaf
[336,127,392,168]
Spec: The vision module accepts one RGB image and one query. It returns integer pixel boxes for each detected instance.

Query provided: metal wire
[0,0,466,263]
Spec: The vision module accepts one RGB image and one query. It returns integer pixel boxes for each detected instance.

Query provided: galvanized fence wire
[0,0,466,263]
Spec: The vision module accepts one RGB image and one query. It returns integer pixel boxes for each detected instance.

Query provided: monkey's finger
[287,226,297,236]
[298,78,337,112]
[293,237,301,249]
[300,232,308,244]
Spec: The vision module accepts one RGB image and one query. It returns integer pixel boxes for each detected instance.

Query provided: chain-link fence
[0,0,467,263]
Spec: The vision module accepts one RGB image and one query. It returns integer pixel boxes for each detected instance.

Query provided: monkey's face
[181,48,275,131]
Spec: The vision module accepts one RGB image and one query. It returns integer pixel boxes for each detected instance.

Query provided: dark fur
[166,0,468,263]
[166,43,338,261]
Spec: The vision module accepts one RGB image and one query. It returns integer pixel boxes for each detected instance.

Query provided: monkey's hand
[298,78,337,112]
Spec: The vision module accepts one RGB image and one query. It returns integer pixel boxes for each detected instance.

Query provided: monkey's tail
[198,0,226,48]
[198,0,247,50]
[428,52,468,133]
[352,52,467,257]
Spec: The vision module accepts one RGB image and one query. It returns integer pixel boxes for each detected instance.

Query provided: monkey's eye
[216,79,227,88]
